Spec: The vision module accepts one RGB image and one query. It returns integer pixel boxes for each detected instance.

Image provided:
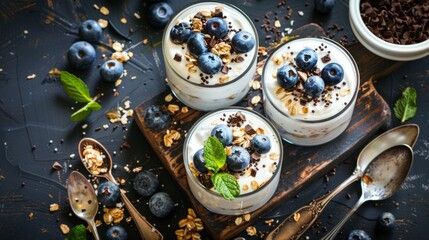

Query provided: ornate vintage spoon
[266,124,419,240]
[78,138,163,240]
[67,171,100,240]
[322,144,414,239]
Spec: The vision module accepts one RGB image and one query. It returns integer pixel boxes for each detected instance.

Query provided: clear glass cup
[162,2,258,111]
[262,37,360,146]
[183,108,283,215]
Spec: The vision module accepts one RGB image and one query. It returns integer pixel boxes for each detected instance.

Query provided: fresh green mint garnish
[211,172,240,200]
[203,136,240,200]
[394,87,417,123]
[60,71,101,122]
[65,224,87,240]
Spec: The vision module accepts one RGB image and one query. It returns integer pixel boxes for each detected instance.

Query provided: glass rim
[162,1,259,89]
[262,37,361,123]
[183,107,284,199]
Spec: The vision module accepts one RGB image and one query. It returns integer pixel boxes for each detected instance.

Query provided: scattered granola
[82,144,108,175]
[175,208,204,240]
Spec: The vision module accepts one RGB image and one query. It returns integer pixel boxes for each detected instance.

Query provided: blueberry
[148,192,174,218]
[106,225,127,240]
[377,212,396,232]
[231,31,256,54]
[148,2,173,28]
[347,229,371,240]
[276,65,298,89]
[187,32,207,57]
[210,124,233,146]
[198,52,222,75]
[170,22,192,44]
[227,146,250,172]
[100,60,123,82]
[67,41,96,70]
[251,134,272,154]
[144,105,170,131]
[314,0,336,14]
[295,48,318,71]
[133,170,159,197]
[321,63,344,86]
[97,181,121,207]
[304,75,325,98]
[79,20,102,42]
[193,148,207,173]
[205,17,228,39]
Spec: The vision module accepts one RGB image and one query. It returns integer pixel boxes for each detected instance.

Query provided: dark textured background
[0,0,428,239]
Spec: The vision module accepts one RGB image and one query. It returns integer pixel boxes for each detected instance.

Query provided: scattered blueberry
[100,60,123,82]
[170,22,192,44]
[295,48,318,71]
[79,20,102,42]
[227,146,250,172]
[377,212,396,232]
[211,124,233,146]
[314,0,336,14]
[276,65,298,89]
[205,17,228,39]
[106,225,128,240]
[231,31,256,54]
[347,229,371,240]
[198,52,222,75]
[144,105,170,131]
[321,63,344,85]
[193,148,207,173]
[97,181,121,207]
[187,32,207,57]
[148,2,173,28]
[67,41,96,70]
[304,75,325,98]
[251,134,272,154]
[148,192,174,218]
[133,170,159,197]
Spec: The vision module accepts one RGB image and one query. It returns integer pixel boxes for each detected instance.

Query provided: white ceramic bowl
[349,1,429,61]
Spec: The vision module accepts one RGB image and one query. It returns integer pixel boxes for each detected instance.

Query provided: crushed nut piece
[98,19,108,28]
[50,203,59,212]
[60,224,70,234]
[293,212,301,222]
[100,6,110,15]
[132,166,143,173]
[246,226,257,236]
[235,217,243,225]
[27,74,36,80]
[120,18,127,24]
[165,93,173,102]
[269,152,280,160]
[112,42,123,52]
[181,106,189,113]
[244,213,251,222]
[252,80,261,90]
[168,104,180,114]
[251,95,261,106]
[103,207,124,224]
[163,130,181,147]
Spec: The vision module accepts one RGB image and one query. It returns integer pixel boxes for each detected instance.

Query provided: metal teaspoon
[78,138,163,240]
[266,124,419,240]
[322,144,414,239]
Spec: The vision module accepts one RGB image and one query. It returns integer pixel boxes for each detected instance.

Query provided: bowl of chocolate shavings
[349,0,429,61]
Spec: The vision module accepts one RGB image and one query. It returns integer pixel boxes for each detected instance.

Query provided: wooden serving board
[133,24,402,239]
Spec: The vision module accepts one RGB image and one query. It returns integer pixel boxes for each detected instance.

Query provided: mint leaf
[211,172,240,200]
[204,136,226,173]
[60,71,92,103]
[394,87,417,123]
[71,105,92,122]
[87,101,101,111]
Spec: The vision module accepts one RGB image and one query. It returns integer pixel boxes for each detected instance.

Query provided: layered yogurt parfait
[162,2,258,111]
[183,108,283,215]
[262,38,360,146]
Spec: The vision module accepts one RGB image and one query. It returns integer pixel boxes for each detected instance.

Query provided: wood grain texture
[133,24,399,239]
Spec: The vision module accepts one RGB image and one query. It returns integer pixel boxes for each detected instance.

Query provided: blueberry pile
[193,123,272,175]
[276,48,344,98]
[169,7,256,76]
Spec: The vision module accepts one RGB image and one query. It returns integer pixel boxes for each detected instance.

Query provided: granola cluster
[82,145,108,175]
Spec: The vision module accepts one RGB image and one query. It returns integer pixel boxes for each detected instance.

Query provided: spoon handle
[120,190,164,240]
[265,173,360,240]
[322,194,367,240]
[87,220,100,240]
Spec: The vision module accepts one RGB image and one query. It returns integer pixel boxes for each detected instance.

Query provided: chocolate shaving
[173,53,182,62]
[250,168,257,177]
[244,124,256,135]
[221,65,229,74]
[251,152,261,162]
[198,173,214,189]
[321,54,331,63]
[235,56,244,63]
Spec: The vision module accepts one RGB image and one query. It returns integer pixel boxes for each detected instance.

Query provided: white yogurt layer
[263,38,358,121]
[163,2,256,85]
[186,109,281,195]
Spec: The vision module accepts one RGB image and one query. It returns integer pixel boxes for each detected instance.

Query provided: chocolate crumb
[321,54,331,63]
[221,65,229,74]
[245,124,257,135]
[173,53,182,62]
[235,56,244,63]
[251,152,261,162]
[250,168,257,177]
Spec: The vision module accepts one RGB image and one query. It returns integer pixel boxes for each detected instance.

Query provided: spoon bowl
[266,124,419,240]
[322,144,414,240]
[67,171,100,240]
[78,138,164,240]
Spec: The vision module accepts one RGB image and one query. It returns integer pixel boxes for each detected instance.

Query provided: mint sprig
[394,87,417,123]
[60,71,101,122]
[203,136,240,200]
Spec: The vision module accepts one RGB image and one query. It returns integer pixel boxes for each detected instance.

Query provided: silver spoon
[322,144,414,240]
[78,138,164,240]
[266,124,419,240]
[67,171,100,240]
